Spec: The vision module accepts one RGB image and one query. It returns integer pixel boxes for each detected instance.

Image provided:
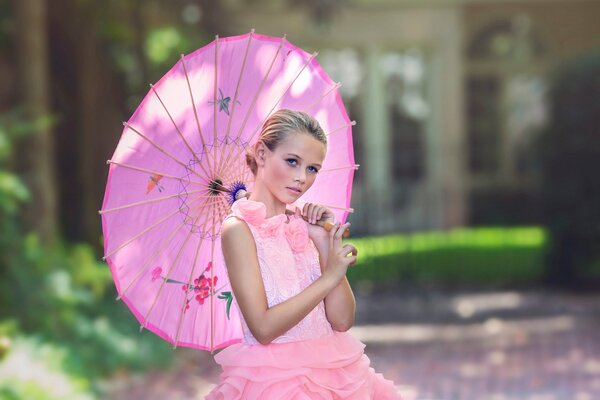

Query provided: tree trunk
[13,0,59,247]
[48,0,125,252]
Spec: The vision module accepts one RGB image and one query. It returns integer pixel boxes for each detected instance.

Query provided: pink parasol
[99,30,357,351]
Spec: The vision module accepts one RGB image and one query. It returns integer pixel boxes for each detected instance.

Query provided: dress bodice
[222,198,333,345]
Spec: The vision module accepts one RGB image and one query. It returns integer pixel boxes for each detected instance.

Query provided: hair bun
[245,146,258,175]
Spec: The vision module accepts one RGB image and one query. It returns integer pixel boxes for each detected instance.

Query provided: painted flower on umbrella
[151,266,163,282]
[151,261,223,312]
[193,274,218,306]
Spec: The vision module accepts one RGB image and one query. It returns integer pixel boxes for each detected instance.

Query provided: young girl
[206,109,402,399]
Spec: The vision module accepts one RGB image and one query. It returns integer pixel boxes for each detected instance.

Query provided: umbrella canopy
[100,30,356,351]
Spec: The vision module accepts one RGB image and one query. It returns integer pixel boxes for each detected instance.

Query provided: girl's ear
[255,141,267,166]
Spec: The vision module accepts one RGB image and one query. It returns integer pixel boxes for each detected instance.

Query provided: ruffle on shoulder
[230,198,309,252]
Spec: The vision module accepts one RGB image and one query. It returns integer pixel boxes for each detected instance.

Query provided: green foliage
[0,336,95,400]
[0,110,174,398]
[347,227,549,289]
[536,50,600,286]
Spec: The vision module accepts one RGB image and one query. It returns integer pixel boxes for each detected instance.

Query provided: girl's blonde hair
[246,109,327,175]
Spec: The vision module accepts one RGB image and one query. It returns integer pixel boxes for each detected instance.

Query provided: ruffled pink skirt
[205,331,401,399]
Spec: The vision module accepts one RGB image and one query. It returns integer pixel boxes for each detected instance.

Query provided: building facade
[224,0,600,235]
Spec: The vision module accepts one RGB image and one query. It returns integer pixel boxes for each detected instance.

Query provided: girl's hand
[296,203,335,242]
[323,222,357,283]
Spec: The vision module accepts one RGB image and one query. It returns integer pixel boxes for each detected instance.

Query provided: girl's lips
[287,187,301,194]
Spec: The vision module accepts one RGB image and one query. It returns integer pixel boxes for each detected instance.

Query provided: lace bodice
[222,198,333,345]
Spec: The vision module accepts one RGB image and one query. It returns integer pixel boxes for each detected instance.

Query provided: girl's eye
[308,166,319,174]
[286,158,297,166]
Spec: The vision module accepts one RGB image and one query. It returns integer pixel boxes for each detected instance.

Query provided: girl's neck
[248,183,287,219]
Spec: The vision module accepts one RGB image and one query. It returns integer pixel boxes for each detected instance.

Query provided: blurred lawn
[4,225,600,399]
[347,227,549,289]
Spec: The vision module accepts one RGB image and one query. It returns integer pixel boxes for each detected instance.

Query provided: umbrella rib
[99,189,206,215]
[150,85,212,181]
[326,120,356,137]
[217,35,287,173]
[106,160,206,186]
[226,51,319,170]
[301,202,354,213]
[212,35,219,177]
[247,51,319,144]
[173,195,225,348]
[173,222,205,349]
[303,82,342,113]
[103,191,206,260]
[116,196,209,300]
[124,122,208,182]
[192,198,222,351]
[210,223,217,350]
[180,54,213,178]
[218,149,247,190]
[320,164,360,173]
[217,29,255,174]
[142,195,219,331]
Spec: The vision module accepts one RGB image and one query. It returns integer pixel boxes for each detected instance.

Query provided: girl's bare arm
[221,217,341,345]
[312,239,356,331]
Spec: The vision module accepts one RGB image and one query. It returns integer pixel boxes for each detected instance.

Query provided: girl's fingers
[341,243,357,257]
[316,208,324,225]
[312,206,321,224]
[335,222,350,239]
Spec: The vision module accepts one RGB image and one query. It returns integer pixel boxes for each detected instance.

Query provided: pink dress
[206,198,402,400]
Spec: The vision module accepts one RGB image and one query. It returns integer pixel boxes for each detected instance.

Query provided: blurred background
[1,0,599,399]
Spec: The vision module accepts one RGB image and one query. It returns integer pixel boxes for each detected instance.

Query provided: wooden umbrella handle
[284,209,350,238]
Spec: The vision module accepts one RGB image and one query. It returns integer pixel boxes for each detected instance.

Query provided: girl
[206,109,401,399]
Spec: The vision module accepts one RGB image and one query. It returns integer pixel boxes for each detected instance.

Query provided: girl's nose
[295,172,306,183]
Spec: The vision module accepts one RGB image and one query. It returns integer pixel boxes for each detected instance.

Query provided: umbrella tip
[351,120,357,126]
[149,83,154,88]
[101,255,107,261]
[122,121,128,127]
[139,324,145,333]
[250,28,255,34]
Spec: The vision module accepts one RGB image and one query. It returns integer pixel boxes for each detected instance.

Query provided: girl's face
[259,131,326,204]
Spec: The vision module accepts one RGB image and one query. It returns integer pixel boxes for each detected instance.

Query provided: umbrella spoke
[303,82,342,113]
[180,54,213,177]
[124,122,208,182]
[219,29,255,173]
[107,160,206,186]
[150,84,212,181]
[247,51,318,143]
[103,191,206,260]
[320,164,360,173]
[212,35,219,176]
[303,202,354,213]
[224,50,319,170]
[174,221,205,349]
[326,120,356,137]
[217,34,287,174]
[141,195,221,331]
[210,223,217,350]
[99,189,206,215]
[116,196,210,300]
[216,149,247,189]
